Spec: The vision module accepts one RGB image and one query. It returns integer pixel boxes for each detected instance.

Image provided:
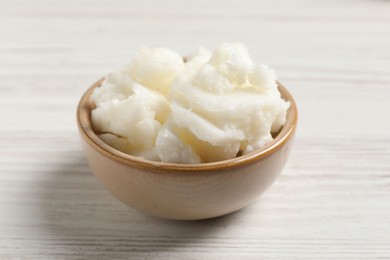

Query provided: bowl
[77,79,298,220]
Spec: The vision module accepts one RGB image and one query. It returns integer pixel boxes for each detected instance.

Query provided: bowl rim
[77,78,298,173]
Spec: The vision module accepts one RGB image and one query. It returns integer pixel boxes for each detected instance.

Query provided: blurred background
[1,0,389,258]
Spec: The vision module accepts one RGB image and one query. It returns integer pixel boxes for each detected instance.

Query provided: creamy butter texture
[90,43,290,164]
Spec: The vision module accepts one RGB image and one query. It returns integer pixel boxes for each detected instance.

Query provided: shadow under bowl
[77,79,298,220]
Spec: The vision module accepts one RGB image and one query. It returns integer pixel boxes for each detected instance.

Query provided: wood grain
[1,0,390,258]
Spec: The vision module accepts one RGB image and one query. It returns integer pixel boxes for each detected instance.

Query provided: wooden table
[1,0,389,258]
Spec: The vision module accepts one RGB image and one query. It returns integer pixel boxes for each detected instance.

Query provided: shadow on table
[38,155,244,258]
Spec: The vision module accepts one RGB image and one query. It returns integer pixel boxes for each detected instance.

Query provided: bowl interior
[77,80,297,172]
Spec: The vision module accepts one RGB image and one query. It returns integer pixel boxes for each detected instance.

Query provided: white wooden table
[1,0,390,258]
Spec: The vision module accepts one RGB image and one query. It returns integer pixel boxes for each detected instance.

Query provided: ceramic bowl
[77,79,298,220]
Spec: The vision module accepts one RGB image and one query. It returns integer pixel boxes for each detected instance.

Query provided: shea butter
[91,43,289,164]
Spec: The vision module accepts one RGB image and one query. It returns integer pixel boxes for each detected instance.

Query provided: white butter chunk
[129,47,184,94]
[155,118,201,164]
[91,96,160,149]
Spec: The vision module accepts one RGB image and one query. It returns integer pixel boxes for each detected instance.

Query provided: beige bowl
[77,79,298,220]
